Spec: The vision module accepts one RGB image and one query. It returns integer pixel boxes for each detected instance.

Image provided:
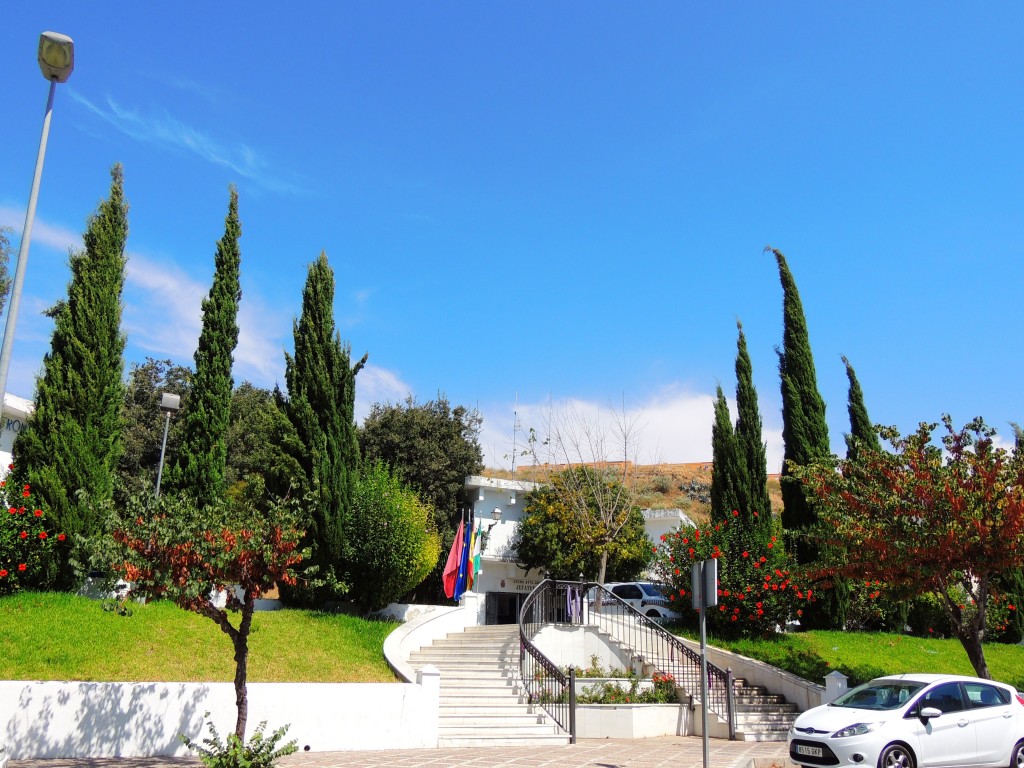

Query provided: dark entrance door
[485,592,523,625]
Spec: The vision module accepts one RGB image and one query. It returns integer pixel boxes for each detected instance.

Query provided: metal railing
[518,580,577,742]
[517,579,736,740]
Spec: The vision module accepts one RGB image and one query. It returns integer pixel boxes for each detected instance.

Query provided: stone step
[438,734,571,748]
[439,713,548,727]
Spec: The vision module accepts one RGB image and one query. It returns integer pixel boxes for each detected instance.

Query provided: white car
[599,582,681,621]
[789,674,1024,768]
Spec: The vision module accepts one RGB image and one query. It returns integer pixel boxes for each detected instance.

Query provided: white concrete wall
[679,637,824,711]
[576,704,688,739]
[0,670,440,760]
[532,625,635,674]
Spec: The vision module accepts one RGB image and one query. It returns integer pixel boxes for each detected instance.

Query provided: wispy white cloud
[123,252,294,389]
[477,388,785,475]
[0,205,81,254]
[123,252,205,359]
[354,365,413,422]
[67,91,302,194]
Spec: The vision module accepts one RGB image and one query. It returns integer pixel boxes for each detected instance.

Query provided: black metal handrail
[518,579,577,742]
[517,579,735,740]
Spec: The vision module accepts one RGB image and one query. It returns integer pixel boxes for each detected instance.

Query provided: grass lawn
[676,628,1024,689]
[0,592,399,683]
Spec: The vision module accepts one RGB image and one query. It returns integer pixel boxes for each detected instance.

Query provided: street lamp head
[38,32,74,83]
[159,392,181,414]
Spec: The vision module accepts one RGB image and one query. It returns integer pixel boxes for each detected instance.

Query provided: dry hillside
[485,462,783,524]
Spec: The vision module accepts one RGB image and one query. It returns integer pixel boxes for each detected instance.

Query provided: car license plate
[796,745,824,758]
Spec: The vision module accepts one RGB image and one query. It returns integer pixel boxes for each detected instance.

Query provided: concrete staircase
[408,625,571,747]
[731,678,799,742]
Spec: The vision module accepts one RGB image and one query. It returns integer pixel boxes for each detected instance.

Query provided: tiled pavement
[10,737,795,768]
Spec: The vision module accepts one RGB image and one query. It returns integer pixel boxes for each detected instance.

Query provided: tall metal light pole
[0,32,75,422]
[154,393,181,498]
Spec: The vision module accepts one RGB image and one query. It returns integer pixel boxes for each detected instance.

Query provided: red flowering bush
[0,466,63,595]
[653,514,810,638]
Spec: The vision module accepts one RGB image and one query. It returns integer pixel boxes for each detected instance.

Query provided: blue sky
[2,4,1022,471]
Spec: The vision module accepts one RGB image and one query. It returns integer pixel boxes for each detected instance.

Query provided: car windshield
[830,681,925,711]
[639,583,668,598]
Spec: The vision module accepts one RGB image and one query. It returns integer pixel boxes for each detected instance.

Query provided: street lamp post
[0,32,75,421]
[154,393,181,498]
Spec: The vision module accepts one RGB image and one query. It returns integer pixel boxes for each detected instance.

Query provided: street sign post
[691,558,718,768]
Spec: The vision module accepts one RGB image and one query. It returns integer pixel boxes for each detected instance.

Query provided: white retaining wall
[679,637,825,711]
[0,669,440,760]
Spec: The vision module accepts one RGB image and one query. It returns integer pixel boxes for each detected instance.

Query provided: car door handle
[1004,712,1014,718]
[957,719,969,727]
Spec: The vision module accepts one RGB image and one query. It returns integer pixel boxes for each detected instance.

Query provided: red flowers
[17,563,26,572]
[38,531,48,540]
[19,531,28,539]
[57,533,66,541]
[33,509,42,517]
[0,569,7,577]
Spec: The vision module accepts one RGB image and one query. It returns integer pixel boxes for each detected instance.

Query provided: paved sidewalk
[10,737,794,768]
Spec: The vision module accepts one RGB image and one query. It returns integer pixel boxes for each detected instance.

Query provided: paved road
[10,737,794,768]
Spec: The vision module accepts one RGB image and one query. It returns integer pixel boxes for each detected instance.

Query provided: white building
[0,394,33,477]
[462,475,696,625]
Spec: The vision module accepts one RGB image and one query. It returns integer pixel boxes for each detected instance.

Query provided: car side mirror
[919,706,942,720]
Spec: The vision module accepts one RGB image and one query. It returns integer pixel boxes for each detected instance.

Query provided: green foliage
[710,385,742,523]
[513,467,652,581]
[842,356,881,460]
[796,416,1024,678]
[225,383,306,509]
[0,225,13,316]
[12,165,129,589]
[733,321,773,526]
[0,471,63,594]
[181,714,297,768]
[654,516,807,638]
[117,358,192,502]
[577,673,679,704]
[770,247,837,629]
[171,188,242,506]
[283,252,366,601]
[346,462,441,612]
[359,394,482,600]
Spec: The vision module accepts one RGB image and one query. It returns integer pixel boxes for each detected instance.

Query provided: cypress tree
[842,355,880,460]
[284,252,366,595]
[710,385,742,523]
[13,165,128,588]
[734,320,772,529]
[772,248,842,629]
[170,187,241,506]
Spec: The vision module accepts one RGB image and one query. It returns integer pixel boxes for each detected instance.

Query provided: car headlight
[831,722,884,738]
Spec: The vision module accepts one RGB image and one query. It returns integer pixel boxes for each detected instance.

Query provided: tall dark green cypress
[284,252,366,593]
[734,321,772,529]
[772,248,842,629]
[13,165,128,588]
[842,355,880,460]
[170,187,241,506]
[710,385,742,523]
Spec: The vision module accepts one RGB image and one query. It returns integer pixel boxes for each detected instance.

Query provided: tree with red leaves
[112,495,307,740]
[796,416,1024,679]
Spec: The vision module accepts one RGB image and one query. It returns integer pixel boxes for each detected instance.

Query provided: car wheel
[646,609,660,618]
[878,744,915,768]
[1011,741,1024,768]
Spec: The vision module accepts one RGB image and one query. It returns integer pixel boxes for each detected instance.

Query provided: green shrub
[181,714,297,768]
[345,462,440,612]
[0,471,62,594]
